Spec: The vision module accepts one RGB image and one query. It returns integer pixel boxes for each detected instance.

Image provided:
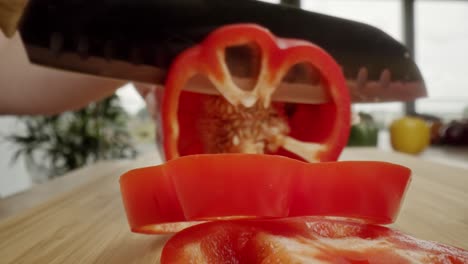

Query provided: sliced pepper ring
[159,24,351,162]
[120,154,411,234]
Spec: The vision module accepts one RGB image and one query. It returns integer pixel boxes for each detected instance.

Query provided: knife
[8,0,426,104]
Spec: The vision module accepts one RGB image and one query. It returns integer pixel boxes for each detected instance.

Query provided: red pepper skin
[157,24,350,162]
[119,154,411,234]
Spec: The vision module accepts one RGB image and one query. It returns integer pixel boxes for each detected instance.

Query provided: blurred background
[1,0,467,198]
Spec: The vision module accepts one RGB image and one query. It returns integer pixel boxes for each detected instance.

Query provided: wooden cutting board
[0,148,467,263]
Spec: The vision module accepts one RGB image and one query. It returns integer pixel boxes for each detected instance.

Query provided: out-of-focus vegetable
[430,120,444,145]
[390,116,430,154]
[348,112,379,147]
[440,119,468,146]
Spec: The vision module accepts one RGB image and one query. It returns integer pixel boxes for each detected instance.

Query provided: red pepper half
[157,24,351,162]
[120,154,411,234]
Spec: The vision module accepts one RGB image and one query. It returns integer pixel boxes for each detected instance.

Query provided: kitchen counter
[0,147,467,263]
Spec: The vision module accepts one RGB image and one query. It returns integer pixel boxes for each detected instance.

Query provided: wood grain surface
[0,148,467,263]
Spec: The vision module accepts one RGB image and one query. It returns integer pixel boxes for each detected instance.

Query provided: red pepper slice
[161,217,468,263]
[157,24,350,162]
[120,154,411,234]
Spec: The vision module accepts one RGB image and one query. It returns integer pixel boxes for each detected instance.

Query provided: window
[415,1,468,120]
[302,0,402,42]
[302,0,404,119]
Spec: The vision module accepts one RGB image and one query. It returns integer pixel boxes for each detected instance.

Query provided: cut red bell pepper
[161,217,468,263]
[157,24,350,162]
[120,154,411,234]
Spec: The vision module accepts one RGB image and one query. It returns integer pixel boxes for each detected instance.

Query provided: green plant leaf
[5,94,137,180]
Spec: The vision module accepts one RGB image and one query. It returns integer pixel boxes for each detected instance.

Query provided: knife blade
[17,0,426,103]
